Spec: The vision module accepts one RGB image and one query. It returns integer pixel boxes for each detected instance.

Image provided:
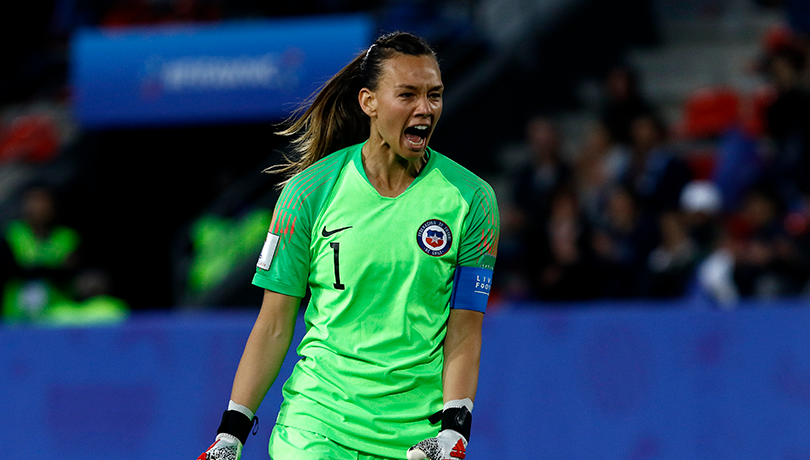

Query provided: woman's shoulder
[283,144,358,193]
[429,148,495,196]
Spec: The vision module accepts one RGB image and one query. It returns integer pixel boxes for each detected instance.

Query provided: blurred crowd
[0,0,480,323]
[495,20,810,307]
[2,0,810,323]
[0,185,129,325]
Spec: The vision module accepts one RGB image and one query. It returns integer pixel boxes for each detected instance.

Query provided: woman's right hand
[198,433,242,460]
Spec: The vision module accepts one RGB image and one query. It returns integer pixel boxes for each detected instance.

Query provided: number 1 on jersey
[330,242,345,290]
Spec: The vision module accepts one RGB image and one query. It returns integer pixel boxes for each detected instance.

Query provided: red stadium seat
[0,114,59,163]
[679,86,741,139]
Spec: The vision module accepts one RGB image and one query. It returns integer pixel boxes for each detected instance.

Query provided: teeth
[413,125,428,131]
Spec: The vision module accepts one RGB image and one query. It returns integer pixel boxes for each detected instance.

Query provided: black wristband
[440,405,472,442]
[217,410,255,445]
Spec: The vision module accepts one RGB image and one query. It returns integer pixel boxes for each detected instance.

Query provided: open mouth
[404,125,430,149]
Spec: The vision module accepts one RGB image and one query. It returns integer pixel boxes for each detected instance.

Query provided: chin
[401,140,428,156]
[399,147,427,161]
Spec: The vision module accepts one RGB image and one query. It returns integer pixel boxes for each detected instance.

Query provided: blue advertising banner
[71,15,373,128]
[3,300,810,459]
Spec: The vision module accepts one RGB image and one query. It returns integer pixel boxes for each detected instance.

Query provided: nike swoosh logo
[322,225,352,237]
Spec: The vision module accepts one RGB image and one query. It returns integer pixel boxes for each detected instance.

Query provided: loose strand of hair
[265,32,436,189]
[266,53,367,188]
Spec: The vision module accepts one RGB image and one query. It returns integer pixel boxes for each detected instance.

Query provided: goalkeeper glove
[198,433,242,460]
[198,402,257,460]
[407,398,472,460]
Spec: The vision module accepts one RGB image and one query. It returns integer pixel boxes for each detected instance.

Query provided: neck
[27,221,52,239]
[361,141,426,197]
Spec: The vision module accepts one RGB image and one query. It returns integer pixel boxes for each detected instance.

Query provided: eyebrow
[395,84,445,91]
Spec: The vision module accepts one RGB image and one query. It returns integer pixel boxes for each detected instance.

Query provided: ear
[359,88,376,118]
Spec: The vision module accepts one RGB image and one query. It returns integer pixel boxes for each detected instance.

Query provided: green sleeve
[252,176,313,298]
[252,149,350,297]
[457,180,499,270]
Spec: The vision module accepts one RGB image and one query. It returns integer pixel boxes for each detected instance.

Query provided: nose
[415,94,433,118]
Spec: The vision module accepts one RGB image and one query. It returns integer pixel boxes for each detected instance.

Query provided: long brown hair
[268,31,437,185]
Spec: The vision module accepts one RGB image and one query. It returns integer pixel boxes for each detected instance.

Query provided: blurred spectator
[635,179,728,302]
[725,184,810,297]
[529,186,599,301]
[762,42,810,210]
[598,65,654,146]
[786,192,810,294]
[181,207,271,303]
[510,116,573,230]
[500,116,574,299]
[694,235,739,307]
[711,126,764,213]
[680,180,724,258]
[621,113,693,225]
[45,269,129,326]
[647,211,699,298]
[574,120,631,223]
[591,185,656,298]
[2,186,81,323]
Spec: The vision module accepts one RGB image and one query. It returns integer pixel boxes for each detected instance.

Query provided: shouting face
[360,53,443,162]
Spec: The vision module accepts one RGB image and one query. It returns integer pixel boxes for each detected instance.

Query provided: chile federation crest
[417,219,452,256]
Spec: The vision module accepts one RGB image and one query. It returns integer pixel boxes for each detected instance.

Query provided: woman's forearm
[230,290,300,413]
[442,309,484,403]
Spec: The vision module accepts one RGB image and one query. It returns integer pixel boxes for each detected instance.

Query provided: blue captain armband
[450,266,493,313]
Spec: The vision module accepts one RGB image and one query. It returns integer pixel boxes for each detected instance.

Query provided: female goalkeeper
[198,31,499,460]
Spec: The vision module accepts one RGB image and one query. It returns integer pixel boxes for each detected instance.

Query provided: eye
[399,92,415,99]
[429,92,442,100]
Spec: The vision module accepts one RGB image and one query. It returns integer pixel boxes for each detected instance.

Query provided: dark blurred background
[6,2,810,459]
[0,0,808,319]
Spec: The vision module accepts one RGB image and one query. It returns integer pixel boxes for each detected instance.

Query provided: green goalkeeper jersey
[252,142,499,458]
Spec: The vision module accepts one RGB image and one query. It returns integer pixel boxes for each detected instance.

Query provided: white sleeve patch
[257,232,280,270]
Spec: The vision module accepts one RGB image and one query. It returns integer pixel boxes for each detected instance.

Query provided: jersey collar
[351,142,436,198]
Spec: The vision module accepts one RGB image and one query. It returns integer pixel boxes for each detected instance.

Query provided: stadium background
[3,0,810,458]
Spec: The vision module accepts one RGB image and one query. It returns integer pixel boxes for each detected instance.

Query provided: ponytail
[268,31,437,186]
